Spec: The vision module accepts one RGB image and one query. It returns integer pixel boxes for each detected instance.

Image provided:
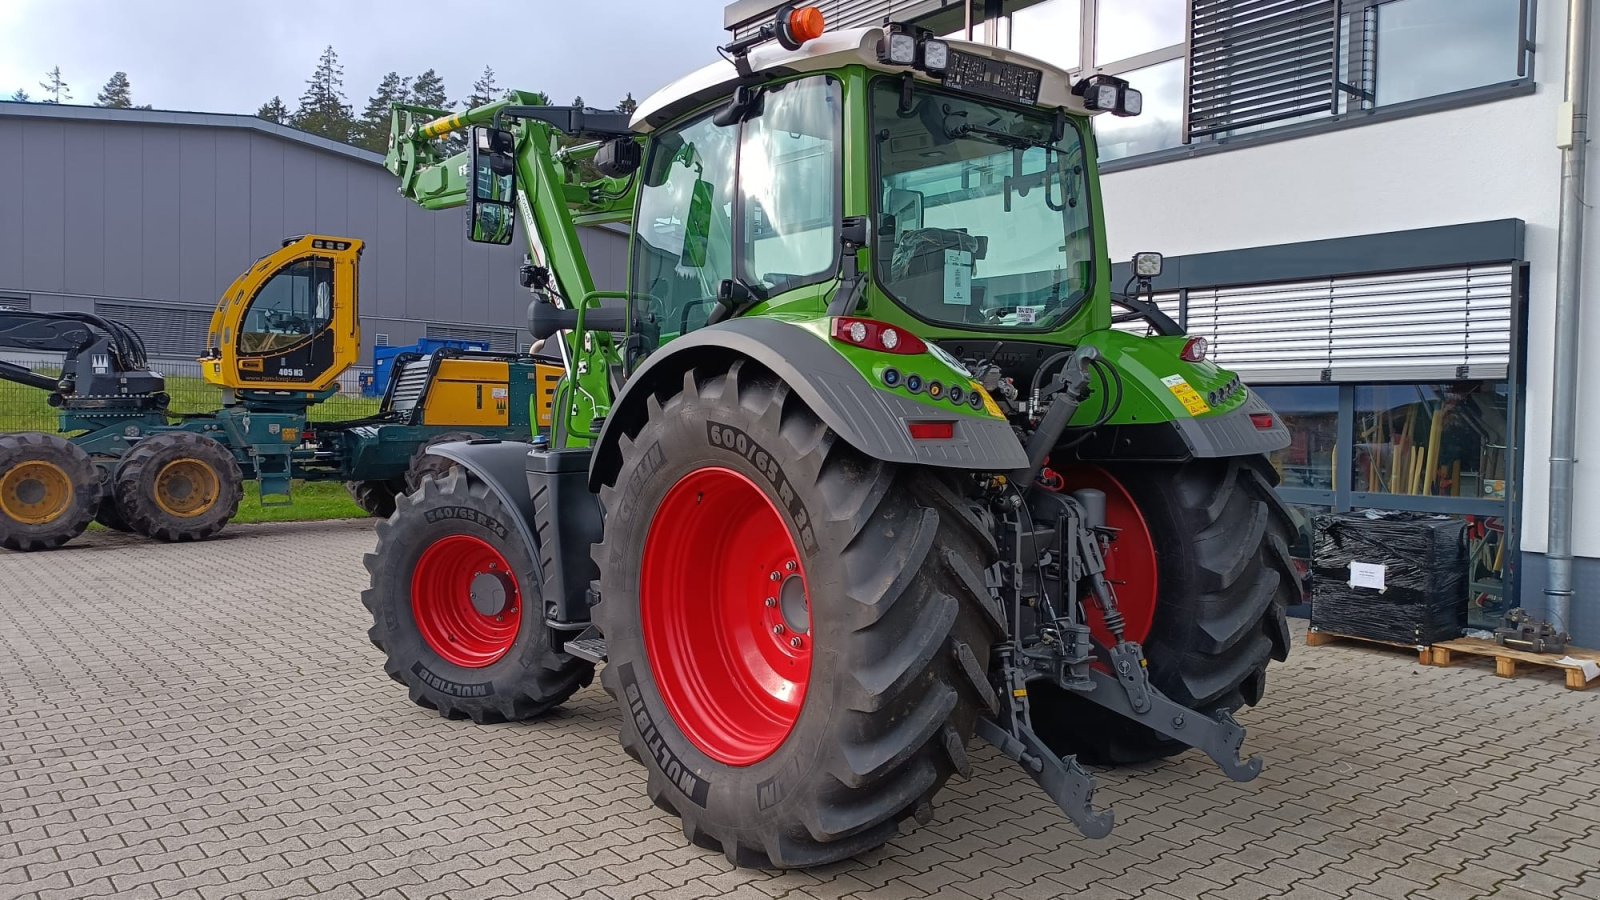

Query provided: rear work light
[907,420,955,441]
[830,317,927,355]
[1179,336,1208,362]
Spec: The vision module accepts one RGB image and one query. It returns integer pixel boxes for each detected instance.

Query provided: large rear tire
[592,361,1002,868]
[363,468,595,723]
[115,432,243,542]
[1031,456,1296,765]
[0,433,101,552]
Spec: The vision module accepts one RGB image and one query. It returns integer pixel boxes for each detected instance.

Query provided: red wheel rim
[1058,466,1158,646]
[411,535,523,668]
[641,467,811,766]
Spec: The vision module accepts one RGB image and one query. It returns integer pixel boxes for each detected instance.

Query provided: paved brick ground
[2,519,1598,900]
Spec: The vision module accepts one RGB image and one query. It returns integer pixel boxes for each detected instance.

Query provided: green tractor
[365,6,1297,867]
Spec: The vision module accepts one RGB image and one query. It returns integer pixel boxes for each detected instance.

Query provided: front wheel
[592,361,1002,868]
[363,468,594,723]
[0,433,101,551]
[1031,456,1297,765]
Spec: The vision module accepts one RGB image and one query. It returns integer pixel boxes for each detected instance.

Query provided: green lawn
[236,480,369,524]
[4,370,380,524]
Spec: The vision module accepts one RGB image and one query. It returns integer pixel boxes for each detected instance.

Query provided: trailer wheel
[116,432,243,543]
[363,467,594,723]
[406,432,482,493]
[0,433,101,551]
[1031,457,1296,765]
[345,479,402,518]
[592,361,1001,868]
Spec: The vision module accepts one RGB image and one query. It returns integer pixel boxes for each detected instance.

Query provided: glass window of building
[1094,0,1184,65]
[1373,0,1523,106]
[1009,0,1081,71]
[1351,382,1510,499]
[1093,58,1183,161]
[1255,385,1339,491]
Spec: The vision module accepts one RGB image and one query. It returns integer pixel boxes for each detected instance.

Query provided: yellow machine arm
[200,235,364,394]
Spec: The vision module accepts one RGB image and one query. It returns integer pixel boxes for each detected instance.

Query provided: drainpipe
[1546,0,1593,634]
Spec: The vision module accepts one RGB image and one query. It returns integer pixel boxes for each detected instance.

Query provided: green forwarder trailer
[363,6,1298,868]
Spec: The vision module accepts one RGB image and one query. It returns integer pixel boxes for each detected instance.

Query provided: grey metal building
[0,101,627,363]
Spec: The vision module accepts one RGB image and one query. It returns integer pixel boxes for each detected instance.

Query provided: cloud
[0,0,728,113]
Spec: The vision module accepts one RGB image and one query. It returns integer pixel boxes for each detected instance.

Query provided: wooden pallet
[1305,629,1431,664]
[1429,637,1599,690]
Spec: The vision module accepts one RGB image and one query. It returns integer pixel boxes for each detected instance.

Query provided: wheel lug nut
[772,624,785,635]
[764,597,777,608]
[785,561,797,572]
[770,571,781,582]
[790,637,804,649]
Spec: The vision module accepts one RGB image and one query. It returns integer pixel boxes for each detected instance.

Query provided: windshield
[871,80,1094,331]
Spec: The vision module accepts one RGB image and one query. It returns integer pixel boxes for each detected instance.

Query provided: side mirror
[468,126,517,245]
[885,188,924,237]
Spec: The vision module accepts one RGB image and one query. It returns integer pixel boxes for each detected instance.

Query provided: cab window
[239,258,334,353]
[632,75,840,341]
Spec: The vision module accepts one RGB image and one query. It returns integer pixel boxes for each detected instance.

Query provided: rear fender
[423,438,543,589]
[588,317,1029,491]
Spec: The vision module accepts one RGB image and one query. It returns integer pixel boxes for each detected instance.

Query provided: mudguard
[588,317,1030,491]
[423,438,543,580]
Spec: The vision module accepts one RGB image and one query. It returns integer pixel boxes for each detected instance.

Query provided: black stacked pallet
[1311,512,1467,645]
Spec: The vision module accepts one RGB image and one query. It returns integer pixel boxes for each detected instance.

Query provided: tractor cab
[200,234,363,395]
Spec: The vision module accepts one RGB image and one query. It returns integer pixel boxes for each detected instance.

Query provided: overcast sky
[0,0,731,115]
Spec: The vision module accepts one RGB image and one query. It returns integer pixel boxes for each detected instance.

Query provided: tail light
[1179,336,1208,362]
[831,317,927,355]
[907,420,955,441]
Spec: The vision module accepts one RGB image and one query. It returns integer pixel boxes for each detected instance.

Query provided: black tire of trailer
[115,432,243,543]
[592,360,1005,868]
[0,432,101,552]
[1030,455,1297,766]
[363,467,595,723]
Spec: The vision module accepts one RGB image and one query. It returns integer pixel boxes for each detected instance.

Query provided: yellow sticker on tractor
[971,382,1005,419]
[1161,374,1211,416]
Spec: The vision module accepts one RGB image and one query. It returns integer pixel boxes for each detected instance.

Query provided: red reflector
[1180,336,1209,362]
[1250,413,1275,429]
[907,420,955,441]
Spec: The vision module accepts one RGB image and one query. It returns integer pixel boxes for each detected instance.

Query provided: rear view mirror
[468,126,517,245]
[680,178,714,267]
[885,188,924,238]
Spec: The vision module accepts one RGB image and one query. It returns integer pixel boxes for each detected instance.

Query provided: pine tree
[38,66,69,104]
[616,92,638,116]
[410,69,450,111]
[96,71,133,108]
[356,71,410,153]
[9,89,29,102]
[293,45,354,142]
[465,66,499,109]
[257,96,290,124]
[572,94,584,109]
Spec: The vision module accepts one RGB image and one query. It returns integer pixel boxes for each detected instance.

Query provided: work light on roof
[1073,73,1142,118]
[921,38,950,74]
[880,30,917,65]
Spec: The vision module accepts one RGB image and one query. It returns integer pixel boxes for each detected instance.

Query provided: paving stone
[3,521,1598,899]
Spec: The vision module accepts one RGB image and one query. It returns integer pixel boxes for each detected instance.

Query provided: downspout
[1546,0,1593,633]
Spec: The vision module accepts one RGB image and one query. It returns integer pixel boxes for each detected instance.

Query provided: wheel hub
[411,535,523,668]
[154,458,220,518]
[0,461,72,525]
[641,466,812,767]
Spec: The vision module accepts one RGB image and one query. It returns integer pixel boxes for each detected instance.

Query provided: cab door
[203,235,363,393]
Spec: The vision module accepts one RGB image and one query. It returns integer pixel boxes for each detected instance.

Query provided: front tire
[592,361,1002,868]
[345,479,402,518]
[363,468,594,723]
[1031,456,1296,765]
[0,433,101,551]
[406,432,482,493]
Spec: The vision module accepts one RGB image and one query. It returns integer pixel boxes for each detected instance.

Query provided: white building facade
[725,0,1600,646]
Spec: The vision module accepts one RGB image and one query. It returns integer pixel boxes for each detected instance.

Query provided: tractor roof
[630,25,1095,133]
